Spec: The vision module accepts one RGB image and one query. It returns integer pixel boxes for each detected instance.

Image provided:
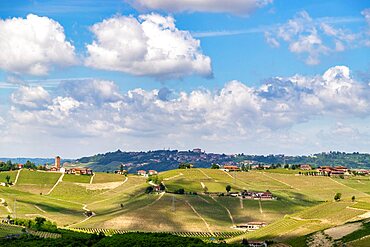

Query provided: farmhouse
[239,190,275,200]
[17,164,24,169]
[247,241,267,247]
[148,170,158,175]
[300,164,312,170]
[236,222,267,231]
[222,165,240,172]
[317,166,349,176]
[137,170,147,176]
[114,170,128,175]
[65,168,93,175]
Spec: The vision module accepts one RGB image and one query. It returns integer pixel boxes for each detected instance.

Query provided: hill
[75,149,370,173]
[0,167,369,245]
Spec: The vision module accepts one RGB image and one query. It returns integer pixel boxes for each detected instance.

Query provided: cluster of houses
[234,222,267,231]
[137,170,158,177]
[230,190,276,200]
[299,164,369,176]
[48,156,93,175]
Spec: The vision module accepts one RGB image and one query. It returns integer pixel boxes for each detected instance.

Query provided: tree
[159,182,166,191]
[210,164,220,169]
[334,192,342,201]
[352,195,356,202]
[35,217,46,230]
[145,186,153,194]
[5,175,10,184]
[226,184,231,193]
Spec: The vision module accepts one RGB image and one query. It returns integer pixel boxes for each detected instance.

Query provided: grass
[15,170,61,194]
[63,174,91,183]
[92,173,126,183]
[333,177,370,195]
[0,171,18,184]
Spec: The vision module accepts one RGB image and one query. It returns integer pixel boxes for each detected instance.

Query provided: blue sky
[0,0,369,158]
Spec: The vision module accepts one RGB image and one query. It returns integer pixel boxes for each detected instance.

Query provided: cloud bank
[2,65,370,156]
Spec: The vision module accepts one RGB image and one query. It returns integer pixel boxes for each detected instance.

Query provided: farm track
[0,198,12,214]
[209,196,235,227]
[89,173,95,184]
[97,177,128,196]
[164,173,183,181]
[46,173,64,195]
[197,169,214,180]
[13,169,21,186]
[185,200,214,235]
[261,172,295,189]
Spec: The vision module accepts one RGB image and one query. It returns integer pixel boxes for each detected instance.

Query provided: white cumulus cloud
[129,0,272,15]
[0,14,77,75]
[265,11,367,65]
[3,66,370,156]
[85,14,212,79]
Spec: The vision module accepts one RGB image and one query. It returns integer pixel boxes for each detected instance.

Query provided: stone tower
[55,156,61,169]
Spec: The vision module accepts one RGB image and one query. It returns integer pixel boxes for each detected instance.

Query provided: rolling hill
[1,167,370,245]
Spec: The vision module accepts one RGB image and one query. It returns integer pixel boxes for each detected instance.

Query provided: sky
[0,0,369,158]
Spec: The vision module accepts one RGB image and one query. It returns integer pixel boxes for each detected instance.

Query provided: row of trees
[0,160,39,171]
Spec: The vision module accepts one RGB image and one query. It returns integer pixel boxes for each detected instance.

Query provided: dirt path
[67,204,95,228]
[209,196,235,227]
[197,195,211,204]
[46,173,64,195]
[262,173,295,189]
[259,200,264,215]
[240,198,243,209]
[89,173,95,184]
[13,169,21,185]
[34,205,46,213]
[0,198,12,213]
[96,177,129,196]
[185,200,214,235]
[197,169,213,180]
[163,173,183,181]
[141,192,165,209]
[200,182,205,189]
[222,170,234,179]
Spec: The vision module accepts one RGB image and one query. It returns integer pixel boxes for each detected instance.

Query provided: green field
[0,171,18,184]
[0,168,369,244]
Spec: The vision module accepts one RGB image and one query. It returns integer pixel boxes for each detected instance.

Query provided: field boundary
[185,200,214,235]
[46,173,64,195]
[13,169,21,186]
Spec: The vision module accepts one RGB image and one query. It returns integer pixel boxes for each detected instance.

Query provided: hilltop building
[55,156,61,169]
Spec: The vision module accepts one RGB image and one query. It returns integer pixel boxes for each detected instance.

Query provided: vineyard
[27,229,61,239]
[70,227,244,239]
[0,223,24,237]
[0,168,369,244]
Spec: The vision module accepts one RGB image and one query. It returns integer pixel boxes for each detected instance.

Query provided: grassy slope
[92,173,125,183]
[0,171,18,184]
[0,167,369,243]
[63,174,91,183]
[15,170,61,194]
